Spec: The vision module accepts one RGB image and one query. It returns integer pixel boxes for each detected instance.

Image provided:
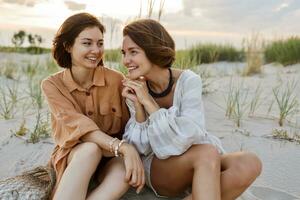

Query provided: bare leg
[87,157,130,200]
[182,195,192,200]
[53,142,102,200]
[220,152,262,200]
[151,144,221,200]
[150,145,262,200]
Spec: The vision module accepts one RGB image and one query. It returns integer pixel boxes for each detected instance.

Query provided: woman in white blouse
[121,19,262,200]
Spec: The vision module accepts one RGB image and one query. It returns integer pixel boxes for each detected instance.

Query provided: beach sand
[0,53,299,199]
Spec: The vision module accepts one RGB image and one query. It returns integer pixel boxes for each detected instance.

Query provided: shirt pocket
[98,102,122,134]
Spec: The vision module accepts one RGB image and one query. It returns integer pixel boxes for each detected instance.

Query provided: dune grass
[265,37,300,66]
[0,60,19,80]
[28,110,51,143]
[242,33,264,76]
[225,78,249,127]
[273,79,299,126]
[188,43,243,64]
[0,81,21,119]
[0,46,50,54]
[249,83,263,116]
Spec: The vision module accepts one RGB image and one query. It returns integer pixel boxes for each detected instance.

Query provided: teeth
[128,66,137,70]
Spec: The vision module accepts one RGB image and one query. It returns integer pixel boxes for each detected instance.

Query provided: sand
[0,53,299,199]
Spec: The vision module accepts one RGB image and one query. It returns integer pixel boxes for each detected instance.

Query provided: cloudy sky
[0,0,299,49]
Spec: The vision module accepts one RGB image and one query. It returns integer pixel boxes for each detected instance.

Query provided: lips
[128,66,138,72]
[86,57,98,63]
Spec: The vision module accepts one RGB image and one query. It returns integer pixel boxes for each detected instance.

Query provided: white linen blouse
[123,70,225,159]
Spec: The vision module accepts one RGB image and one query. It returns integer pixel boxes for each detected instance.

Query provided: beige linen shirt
[41,66,129,190]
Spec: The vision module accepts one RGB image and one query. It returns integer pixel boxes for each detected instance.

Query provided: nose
[122,53,130,66]
[91,44,101,54]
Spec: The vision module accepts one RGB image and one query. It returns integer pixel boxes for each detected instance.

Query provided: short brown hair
[123,19,175,68]
[52,13,105,68]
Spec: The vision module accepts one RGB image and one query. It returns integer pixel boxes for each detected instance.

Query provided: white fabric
[123,70,225,159]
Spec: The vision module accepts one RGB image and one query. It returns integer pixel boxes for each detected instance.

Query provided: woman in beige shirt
[121,19,262,200]
[42,13,144,200]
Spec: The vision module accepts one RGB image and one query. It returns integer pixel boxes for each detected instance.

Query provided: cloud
[154,0,300,48]
[64,0,86,11]
[1,0,40,7]
[162,0,300,33]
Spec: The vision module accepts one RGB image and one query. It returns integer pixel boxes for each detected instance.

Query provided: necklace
[147,68,174,98]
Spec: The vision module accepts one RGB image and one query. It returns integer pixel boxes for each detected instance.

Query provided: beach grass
[225,78,249,127]
[242,33,264,76]
[273,79,299,126]
[188,43,243,64]
[265,37,300,66]
[0,46,51,54]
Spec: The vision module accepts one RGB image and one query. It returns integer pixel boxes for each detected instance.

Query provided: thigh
[150,144,220,197]
[151,154,193,197]
[221,151,261,172]
[220,151,262,184]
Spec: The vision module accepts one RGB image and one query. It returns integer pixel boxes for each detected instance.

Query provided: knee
[72,142,102,162]
[188,144,221,170]
[231,152,262,188]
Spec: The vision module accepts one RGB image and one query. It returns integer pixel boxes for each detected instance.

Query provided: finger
[136,182,144,194]
[121,87,131,97]
[138,160,144,184]
[125,166,132,182]
[132,167,141,188]
[123,82,140,92]
[137,161,145,188]
[130,168,138,186]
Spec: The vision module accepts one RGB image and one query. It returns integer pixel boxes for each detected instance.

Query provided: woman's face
[69,26,104,69]
[122,35,153,80]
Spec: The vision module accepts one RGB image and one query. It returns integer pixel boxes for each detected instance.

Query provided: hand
[122,86,138,103]
[122,78,152,106]
[119,143,145,194]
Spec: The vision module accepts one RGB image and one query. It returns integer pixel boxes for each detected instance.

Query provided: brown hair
[123,19,175,68]
[52,13,105,68]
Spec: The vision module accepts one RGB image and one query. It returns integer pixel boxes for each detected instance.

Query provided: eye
[83,42,91,46]
[97,41,104,47]
[131,50,137,55]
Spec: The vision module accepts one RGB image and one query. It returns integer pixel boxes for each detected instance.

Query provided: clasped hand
[122,77,151,105]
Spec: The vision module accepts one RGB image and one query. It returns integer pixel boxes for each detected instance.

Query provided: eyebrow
[121,46,140,53]
[127,47,140,51]
[80,38,103,41]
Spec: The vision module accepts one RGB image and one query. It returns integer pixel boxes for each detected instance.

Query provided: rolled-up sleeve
[41,79,99,149]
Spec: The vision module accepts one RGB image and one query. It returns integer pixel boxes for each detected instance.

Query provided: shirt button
[87,111,93,115]
[85,91,90,96]
[112,108,116,112]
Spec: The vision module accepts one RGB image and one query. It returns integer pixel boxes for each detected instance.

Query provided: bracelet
[114,139,126,157]
[109,138,118,153]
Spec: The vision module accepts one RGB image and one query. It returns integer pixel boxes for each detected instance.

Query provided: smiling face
[69,26,104,69]
[121,35,153,79]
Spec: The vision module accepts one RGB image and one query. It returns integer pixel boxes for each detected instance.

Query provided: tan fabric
[41,66,129,191]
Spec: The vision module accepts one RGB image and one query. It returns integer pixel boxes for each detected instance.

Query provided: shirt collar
[63,67,105,92]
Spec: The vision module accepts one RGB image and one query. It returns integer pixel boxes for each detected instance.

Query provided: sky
[0,0,299,49]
